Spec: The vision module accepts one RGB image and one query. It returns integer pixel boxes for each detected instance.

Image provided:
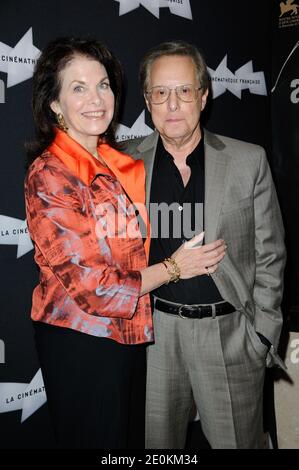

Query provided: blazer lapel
[135,129,231,243]
[136,131,159,209]
[204,130,231,243]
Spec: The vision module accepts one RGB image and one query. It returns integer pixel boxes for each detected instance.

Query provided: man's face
[145,55,208,145]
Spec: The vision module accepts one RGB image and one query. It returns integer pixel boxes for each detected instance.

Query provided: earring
[56,113,68,132]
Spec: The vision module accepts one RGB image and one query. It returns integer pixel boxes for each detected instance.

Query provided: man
[123,41,286,449]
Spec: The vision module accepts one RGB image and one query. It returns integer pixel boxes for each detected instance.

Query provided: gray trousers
[145,303,267,449]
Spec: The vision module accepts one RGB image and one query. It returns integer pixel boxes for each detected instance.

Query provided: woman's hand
[171,231,227,279]
[140,232,227,296]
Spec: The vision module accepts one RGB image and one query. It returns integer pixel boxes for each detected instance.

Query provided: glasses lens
[150,86,169,104]
[177,85,197,102]
[147,85,200,104]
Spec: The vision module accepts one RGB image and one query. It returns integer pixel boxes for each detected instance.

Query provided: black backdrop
[0,0,290,448]
[271,1,299,333]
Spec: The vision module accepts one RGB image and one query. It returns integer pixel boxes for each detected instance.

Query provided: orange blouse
[24,130,153,345]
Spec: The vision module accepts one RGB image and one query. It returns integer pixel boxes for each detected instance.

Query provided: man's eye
[74,85,84,92]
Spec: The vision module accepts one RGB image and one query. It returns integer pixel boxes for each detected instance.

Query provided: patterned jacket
[24,130,153,345]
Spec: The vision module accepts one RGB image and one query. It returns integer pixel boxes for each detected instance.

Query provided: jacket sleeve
[253,148,286,349]
[25,163,142,320]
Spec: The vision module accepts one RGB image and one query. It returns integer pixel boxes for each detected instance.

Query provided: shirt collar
[157,129,205,170]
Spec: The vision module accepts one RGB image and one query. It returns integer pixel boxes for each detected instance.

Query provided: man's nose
[167,88,179,111]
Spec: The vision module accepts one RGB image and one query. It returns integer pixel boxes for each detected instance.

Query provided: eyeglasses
[145,84,202,104]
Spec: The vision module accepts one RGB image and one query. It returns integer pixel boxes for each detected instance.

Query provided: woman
[25,37,226,449]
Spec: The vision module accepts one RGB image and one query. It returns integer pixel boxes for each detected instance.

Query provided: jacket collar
[48,129,150,259]
[48,128,146,206]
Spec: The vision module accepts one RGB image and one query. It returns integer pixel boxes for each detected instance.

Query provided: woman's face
[51,54,115,150]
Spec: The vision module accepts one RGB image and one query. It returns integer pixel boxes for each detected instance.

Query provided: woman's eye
[74,85,84,92]
[99,82,110,91]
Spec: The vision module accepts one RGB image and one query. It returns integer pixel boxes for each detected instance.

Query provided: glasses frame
[145,84,202,105]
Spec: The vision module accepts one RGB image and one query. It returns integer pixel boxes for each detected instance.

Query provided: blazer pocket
[245,318,268,361]
[221,195,252,214]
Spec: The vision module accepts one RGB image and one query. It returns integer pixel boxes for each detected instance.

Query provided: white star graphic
[0,369,47,423]
[116,110,153,141]
[0,28,40,88]
[235,61,267,96]
[208,55,267,99]
[208,56,239,99]
[0,215,34,258]
[114,0,192,19]
[159,0,192,19]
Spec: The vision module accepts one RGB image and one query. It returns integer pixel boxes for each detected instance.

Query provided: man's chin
[161,129,187,140]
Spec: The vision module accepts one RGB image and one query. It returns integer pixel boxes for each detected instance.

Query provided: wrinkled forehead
[147,55,198,87]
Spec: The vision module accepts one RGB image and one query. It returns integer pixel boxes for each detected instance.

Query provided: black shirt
[149,134,223,304]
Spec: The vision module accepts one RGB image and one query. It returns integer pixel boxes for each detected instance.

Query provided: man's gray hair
[139,40,210,93]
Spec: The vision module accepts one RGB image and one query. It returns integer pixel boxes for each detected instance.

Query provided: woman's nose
[89,88,102,105]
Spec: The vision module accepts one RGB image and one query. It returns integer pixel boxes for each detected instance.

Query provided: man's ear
[144,94,151,113]
[201,89,209,111]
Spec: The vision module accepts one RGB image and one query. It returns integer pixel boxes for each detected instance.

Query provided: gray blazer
[123,129,286,366]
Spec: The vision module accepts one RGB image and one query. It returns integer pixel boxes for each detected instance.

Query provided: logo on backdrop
[278,0,299,28]
[271,40,299,93]
[0,215,33,258]
[0,369,46,423]
[116,110,153,141]
[208,55,267,99]
[0,27,40,91]
[280,0,298,16]
[114,0,192,19]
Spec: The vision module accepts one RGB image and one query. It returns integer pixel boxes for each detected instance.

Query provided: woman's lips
[82,111,105,118]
